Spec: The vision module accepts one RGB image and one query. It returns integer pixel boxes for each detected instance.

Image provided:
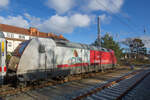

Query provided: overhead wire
[111,1,139,28]
[96,0,138,32]
[103,0,147,36]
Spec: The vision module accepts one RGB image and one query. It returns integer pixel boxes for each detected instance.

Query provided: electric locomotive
[7,37,117,82]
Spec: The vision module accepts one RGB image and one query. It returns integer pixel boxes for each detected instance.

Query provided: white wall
[2,32,31,53]
[7,40,14,52]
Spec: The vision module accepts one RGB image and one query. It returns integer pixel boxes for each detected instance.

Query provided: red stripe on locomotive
[57,63,89,68]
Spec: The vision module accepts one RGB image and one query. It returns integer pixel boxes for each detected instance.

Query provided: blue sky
[0,0,150,47]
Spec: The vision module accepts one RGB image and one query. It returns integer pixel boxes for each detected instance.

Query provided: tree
[123,38,146,54]
[131,39,146,55]
[122,38,147,59]
[92,33,123,61]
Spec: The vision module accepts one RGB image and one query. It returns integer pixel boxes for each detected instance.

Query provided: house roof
[0,24,68,41]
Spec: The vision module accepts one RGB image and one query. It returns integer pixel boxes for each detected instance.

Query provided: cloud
[24,13,42,26]
[0,0,9,8]
[0,13,90,34]
[0,16,29,28]
[46,0,74,14]
[45,0,124,14]
[87,0,124,13]
[99,14,112,24]
[36,15,73,33]
[70,14,90,27]
[43,0,124,26]
[34,14,90,33]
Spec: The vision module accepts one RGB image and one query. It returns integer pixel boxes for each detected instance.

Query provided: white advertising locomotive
[8,38,117,82]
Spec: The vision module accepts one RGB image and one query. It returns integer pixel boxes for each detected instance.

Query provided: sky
[0,0,150,48]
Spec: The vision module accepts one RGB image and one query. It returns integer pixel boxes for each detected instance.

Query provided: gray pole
[97,16,101,47]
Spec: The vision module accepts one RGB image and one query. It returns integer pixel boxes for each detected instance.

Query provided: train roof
[13,38,112,57]
[54,39,110,52]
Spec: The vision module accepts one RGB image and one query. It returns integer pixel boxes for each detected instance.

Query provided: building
[0,24,67,53]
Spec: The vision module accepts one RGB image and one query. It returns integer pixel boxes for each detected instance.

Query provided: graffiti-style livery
[8,38,117,81]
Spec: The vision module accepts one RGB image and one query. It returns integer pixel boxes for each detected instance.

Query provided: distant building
[0,24,67,53]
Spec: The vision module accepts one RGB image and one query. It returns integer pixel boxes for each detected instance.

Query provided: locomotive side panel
[80,49,91,73]
[56,46,90,75]
[90,50,115,71]
[101,51,111,69]
[90,50,101,72]
[55,47,116,76]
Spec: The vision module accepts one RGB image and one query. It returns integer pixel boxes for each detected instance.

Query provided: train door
[0,38,6,84]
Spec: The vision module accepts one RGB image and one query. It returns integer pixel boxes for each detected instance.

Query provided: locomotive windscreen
[13,40,31,57]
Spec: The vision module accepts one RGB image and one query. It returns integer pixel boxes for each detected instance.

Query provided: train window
[12,40,31,56]
[39,44,45,53]
[18,40,30,54]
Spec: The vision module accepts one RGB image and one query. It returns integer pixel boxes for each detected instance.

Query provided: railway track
[0,66,148,100]
[72,68,150,100]
[0,67,125,97]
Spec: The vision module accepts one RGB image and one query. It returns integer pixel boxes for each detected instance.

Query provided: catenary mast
[97,16,101,47]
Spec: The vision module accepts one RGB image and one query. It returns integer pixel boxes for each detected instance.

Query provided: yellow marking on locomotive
[1,41,4,52]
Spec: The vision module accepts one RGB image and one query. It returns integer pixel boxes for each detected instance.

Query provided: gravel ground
[123,74,150,100]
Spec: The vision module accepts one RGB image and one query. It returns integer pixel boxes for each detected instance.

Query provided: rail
[72,68,150,100]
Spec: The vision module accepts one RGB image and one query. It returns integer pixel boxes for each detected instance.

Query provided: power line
[111,1,138,27]
[110,1,145,34]
[97,0,148,36]
[96,0,137,32]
